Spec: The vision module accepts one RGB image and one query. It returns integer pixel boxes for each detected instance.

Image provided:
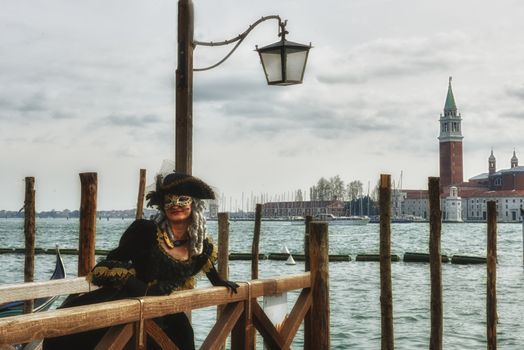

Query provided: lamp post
[175,0,194,175]
[175,0,311,174]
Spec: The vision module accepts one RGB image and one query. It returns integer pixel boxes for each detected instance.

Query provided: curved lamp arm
[193,15,283,72]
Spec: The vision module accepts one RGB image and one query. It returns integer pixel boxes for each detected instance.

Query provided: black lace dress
[43,219,220,350]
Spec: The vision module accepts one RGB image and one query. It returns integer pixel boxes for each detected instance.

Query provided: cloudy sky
[2,0,524,211]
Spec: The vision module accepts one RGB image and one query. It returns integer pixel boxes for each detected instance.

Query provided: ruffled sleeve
[87,260,136,287]
[87,219,156,287]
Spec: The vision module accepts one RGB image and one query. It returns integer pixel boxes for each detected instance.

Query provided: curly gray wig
[156,198,208,256]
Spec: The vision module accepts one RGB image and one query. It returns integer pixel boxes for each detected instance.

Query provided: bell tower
[438,77,464,190]
[511,149,518,168]
[489,149,496,175]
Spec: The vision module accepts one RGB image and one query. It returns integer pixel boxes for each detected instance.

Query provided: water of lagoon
[1,218,524,349]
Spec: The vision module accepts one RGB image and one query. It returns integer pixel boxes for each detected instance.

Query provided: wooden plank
[201,302,243,350]
[252,301,284,349]
[428,177,443,350]
[142,273,310,319]
[0,277,96,304]
[94,323,133,350]
[280,288,312,349]
[231,300,253,350]
[0,274,310,345]
[487,201,497,350]
[0,299,140,345]
[144,319,180,350]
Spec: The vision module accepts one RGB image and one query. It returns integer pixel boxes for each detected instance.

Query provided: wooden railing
[0,274,313,349]
[0,221,330,349]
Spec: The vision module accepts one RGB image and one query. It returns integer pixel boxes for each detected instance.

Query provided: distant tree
[296,189,304,201]
[347,180,363,201]
[370,179,380,202]
[316,177,331,201]
[329,175,346,200]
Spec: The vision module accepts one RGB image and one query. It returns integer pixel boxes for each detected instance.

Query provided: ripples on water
[1,218,524,349]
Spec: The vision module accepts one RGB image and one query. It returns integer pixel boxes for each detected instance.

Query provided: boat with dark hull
[0,247,66,317]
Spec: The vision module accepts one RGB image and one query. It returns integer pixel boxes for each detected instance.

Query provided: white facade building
[444,186,463,222]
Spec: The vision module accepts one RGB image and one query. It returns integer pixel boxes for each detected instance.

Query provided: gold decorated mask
[164,194,193,209]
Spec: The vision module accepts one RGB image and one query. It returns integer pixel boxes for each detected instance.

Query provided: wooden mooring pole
[252,204,262,280]
[487,201,497,350]
[217,212,229,350]
[23,177,35,314]
[428,177,442,350]
[379,174,394,350]
[78,172,97,277]
[304,215,313,350]
[135,169,146,220]
[309,221,330,349]
[217,212,230,283]
[248,204,262,350]
[521,208,524,266]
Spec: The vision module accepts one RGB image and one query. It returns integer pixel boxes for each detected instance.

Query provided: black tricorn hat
[146,172,216,208]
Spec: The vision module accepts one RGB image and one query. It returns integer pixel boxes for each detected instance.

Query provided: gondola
[0,247,66,317]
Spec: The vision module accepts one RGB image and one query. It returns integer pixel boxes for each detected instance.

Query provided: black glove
[121,276,149,297]
[206,265,239,294]
[215,279,240,294]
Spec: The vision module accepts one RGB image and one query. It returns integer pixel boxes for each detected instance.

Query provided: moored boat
[0,247,66,317]
[315,213,370,225]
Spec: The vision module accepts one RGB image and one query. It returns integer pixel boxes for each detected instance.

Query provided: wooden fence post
[23,177,36,314]
[487,201,497,350]
[78,172,97,277]
[428,177,442,349]
[309,221,330,349]
[135,169,146,220]
[304,215,313,350]
[379,174,394,350]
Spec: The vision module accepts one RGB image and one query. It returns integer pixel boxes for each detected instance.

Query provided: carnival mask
[164,194,193,209]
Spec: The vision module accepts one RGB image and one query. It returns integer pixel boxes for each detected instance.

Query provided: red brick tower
[438,77,463,191]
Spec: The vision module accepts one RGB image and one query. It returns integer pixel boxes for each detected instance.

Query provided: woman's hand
[206,265,239,294]
[216,279,239,294]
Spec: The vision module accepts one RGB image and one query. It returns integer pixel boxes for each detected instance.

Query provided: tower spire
[511,148,518,168]
[444,76,457,113]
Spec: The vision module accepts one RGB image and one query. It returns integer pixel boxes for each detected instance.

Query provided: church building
[401,77,524,222]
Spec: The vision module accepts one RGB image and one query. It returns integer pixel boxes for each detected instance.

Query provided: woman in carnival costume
[44,172,238,350]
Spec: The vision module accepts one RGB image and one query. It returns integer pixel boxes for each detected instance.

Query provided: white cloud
[1,0,524,210]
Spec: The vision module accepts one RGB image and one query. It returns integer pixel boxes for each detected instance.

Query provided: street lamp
[256,21,311,86]
[175,0,311,174]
